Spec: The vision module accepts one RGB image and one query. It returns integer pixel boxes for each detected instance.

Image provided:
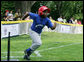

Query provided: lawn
[1,32,83,61]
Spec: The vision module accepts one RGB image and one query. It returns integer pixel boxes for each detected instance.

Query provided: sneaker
[24,55,30,60]
[24,50,31,60]
[24,48,32,56]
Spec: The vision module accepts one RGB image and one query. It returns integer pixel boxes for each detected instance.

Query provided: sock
[26,48,33,56]
[26,48,31,52]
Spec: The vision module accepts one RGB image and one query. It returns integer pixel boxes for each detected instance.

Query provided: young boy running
[22,6,56,60]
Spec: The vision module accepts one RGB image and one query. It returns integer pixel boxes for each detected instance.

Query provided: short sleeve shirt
[29,12,53,34]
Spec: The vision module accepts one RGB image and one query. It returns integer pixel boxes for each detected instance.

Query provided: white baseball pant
[29,28,42,51]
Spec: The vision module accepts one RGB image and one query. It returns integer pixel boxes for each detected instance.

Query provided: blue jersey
[29,12,53,34]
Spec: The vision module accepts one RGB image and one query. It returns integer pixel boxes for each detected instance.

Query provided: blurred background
[1,1,83,24]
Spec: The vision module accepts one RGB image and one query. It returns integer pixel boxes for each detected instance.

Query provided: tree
[15,1,36,16]
[44,1,83,22]
[1,1,15,21]
[1,1,83,24]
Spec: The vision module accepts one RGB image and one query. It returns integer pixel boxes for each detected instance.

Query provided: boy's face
[43,10,48,16]
[41,10,49,18]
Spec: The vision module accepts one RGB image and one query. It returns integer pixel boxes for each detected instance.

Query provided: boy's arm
[50,22,56,30]
[22,12,29,20]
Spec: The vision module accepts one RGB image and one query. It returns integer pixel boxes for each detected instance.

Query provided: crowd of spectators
[3,9,31,21]
[3,9,24,21]
[57,16,82,24]
[3,10,82,25]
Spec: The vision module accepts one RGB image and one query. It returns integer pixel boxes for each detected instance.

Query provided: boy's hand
[51,22,56,30]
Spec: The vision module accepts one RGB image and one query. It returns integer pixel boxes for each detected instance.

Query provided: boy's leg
[29,28,42,51]
[24,29,42,60]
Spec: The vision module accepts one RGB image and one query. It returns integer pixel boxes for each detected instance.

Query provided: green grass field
[1,32,83,61]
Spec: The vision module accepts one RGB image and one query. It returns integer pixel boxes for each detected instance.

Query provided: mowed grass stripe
[1,32,83,61]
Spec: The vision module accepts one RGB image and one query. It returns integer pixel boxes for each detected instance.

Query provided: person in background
[67,17,74,24]
[49,16,54,21]
[3,10,9,21]
[73,19,77,24]
[62,16,67,23]
[14,12,19,21]
[6,10,14,21]
[14,9,22,21]
[57,16,63,22]
[3,16,7,21]
[77,19,81,24]
[5,10,9,17]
